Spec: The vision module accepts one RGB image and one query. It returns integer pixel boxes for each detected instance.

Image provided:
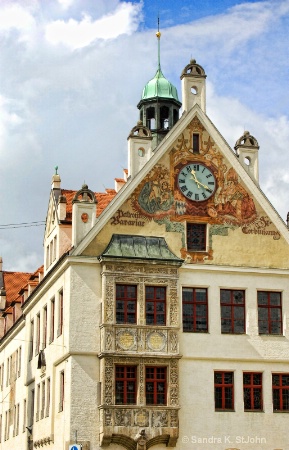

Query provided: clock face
[177,163,216,202]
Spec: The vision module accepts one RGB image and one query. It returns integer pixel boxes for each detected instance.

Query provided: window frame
[187,223,206,252]
[272,373,289,412]
[145,366,167,406]
[258,291,282,335]
[145,286,166,326]
[50,297,55,344]
[59,371,65,412]
[182,287,208,332]
[243,372,263,411]
[214,371,234,411]
[116,284,137,324]
[115,365,137,405]
[57,290,63,337]
[220,289,246,334]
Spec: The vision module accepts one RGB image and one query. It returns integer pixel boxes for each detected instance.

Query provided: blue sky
[0,0,288,270]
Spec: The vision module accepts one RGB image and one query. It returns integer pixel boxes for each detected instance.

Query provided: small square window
[187,223,206,251]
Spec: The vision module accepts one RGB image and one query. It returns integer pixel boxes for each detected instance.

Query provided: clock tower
[137,29,181,149]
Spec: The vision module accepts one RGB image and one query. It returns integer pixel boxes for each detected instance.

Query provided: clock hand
[191,170,213,192]
[190,169,201,188]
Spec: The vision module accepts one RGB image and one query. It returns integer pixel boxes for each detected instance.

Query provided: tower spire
[156,16,161,71]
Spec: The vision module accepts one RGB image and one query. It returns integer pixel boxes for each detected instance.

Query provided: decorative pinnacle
[156,16,161,70]
[55,165,58,175]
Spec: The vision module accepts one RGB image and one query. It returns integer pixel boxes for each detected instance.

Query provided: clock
[177,163,216,202]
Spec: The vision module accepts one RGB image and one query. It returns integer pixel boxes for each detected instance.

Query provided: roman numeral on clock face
[181,185,188,192]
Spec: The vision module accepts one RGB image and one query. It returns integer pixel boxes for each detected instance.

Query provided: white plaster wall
[177,264,289,450]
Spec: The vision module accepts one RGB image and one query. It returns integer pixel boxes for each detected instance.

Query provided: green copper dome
[141,68,180,102]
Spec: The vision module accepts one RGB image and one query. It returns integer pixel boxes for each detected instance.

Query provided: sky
[0,0,289,272]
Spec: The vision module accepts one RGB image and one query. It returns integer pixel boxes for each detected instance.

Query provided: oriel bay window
[182,287,208,332]
[272,373,289,411]
[243,372,262,411]
[146,286,166,325]
[214,371,234,411]
[258,291,282,335]
[146,367,167,405]
[220,289,245,334]
[116,285,137,324]
[115,366,137,405]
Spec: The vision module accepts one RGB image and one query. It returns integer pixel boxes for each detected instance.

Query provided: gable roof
[71,104,289,256]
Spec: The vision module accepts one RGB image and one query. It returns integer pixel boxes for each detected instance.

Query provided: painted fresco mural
[111,116,280,262]
[131,117,259,227]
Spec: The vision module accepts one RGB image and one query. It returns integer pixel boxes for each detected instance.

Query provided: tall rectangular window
[220,289,245,334]
[116,285,137,324]
[41,380,45,419]
[0,364,3,390]
[192,133,200,153]
[6,357,9,387]
[115,366,137,405]
[4,411,8,441]
[46,378,50,417]
[35,314,40,355]
[258,291,282,334]
[29,320,34,361]
[57,290,63,337]
[214,371,234,411]
[243,372,262,411]
[187,223,206,251]
[36,383,40,421]
[182,287,208,332]
[43,306,47,349]
[18,346,21,378]
[145,286,166,325]
[272,373,289,411]
[59,371,65,412]
[23,399,26,433]
[30,389,35,425]
[50,298,55,343]
[15,403,19,436]
[146,367,166,405]
[0,414,2,443]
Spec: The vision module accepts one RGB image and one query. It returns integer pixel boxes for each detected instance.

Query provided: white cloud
[57,0,74,10]
[45,2,143,48]
[0,4,35,32]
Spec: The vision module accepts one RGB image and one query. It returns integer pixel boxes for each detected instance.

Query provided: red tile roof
[3,271,33,305]
[62,188,117,219]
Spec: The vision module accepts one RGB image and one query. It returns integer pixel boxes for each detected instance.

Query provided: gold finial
[156,31,161,38]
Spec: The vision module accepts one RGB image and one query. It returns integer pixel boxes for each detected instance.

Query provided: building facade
[1,42,289,450]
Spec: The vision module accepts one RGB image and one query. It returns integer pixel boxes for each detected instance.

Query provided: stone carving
[104,358,113,405]
[135,429,147,450]
[104,279,114,323]
[146,331,166,352]
[134,410,149,427]
[116,329,137,351]
[105,328,113,351]
[152,410,168,427]
[170,410,179,427]
[104,409,112,426]
[115,409,132,426]
[169,331,178,353]
[139,361,144,405]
